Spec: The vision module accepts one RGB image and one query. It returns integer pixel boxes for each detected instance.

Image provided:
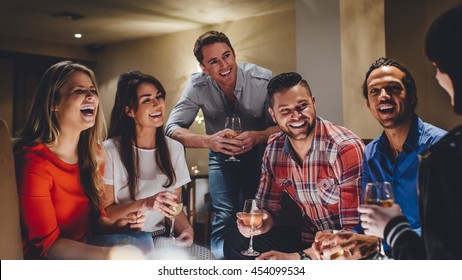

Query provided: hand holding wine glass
[362,182,394,259]
[240,199,263,257]
[224,116,242,162]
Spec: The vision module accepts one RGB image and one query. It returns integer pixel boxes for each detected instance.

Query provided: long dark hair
[425,3,462,115]
[108,70,176,201]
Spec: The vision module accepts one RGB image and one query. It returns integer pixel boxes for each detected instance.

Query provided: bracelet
[298,250,311,260]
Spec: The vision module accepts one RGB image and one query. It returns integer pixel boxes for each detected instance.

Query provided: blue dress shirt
[361,114,446,234]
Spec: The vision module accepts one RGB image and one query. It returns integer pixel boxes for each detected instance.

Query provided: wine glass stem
[248,228,255,252]
[169,218,175,239]
[379,239,385,256]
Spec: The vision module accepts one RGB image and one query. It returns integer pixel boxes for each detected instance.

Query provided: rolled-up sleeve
[334,139,364,229]
[165,79,200,137]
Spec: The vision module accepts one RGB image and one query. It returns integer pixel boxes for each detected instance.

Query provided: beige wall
[95,10,296,175]
[340,0,385,139]
[386,0,462,130]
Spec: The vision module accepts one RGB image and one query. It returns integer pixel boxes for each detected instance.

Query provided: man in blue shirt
[312,57,446,260]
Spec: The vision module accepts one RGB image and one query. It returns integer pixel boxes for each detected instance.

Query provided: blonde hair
[15,61,107,213]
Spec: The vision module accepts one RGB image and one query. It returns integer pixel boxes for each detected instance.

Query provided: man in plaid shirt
[224,72,364,260]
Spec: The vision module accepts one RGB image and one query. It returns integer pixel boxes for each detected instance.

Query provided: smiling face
[126,82,165,130]
[366,66,415,129]
[269,83,316,141]
[54,71,99,133]
[200,42,238,93]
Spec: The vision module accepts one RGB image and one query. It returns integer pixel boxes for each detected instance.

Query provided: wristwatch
[298,250,311,260]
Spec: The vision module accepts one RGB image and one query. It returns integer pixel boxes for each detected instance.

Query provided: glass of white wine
[241,199,263,257]
[166,187,183,240]
[224,116,242,162]
[364,181,394,259]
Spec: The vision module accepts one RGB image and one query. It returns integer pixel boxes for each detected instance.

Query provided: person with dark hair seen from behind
[14,61,151,259]
[224,72,364,260]
[313,57,446,260]
[358,3,462,259]
[165,31,279,259]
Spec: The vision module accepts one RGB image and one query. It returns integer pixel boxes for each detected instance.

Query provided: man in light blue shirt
[165,31,279,259]
[312,57,446,260]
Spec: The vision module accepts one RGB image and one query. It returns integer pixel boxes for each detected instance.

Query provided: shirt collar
[403,114,422,152]
[376,113,421,154]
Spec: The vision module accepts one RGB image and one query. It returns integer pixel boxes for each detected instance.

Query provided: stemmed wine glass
[240,199,263,257]
[224,116,242,162]
[166,187,183,240]
[363,181,394,260]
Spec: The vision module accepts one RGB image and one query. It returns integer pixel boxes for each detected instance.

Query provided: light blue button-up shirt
[165,62,274,137]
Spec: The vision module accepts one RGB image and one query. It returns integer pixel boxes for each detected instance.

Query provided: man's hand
[313,231,379,260]
[358,204,402,239]
[236,210,271,237]
[208,129,244,155]
[234,131,259,155]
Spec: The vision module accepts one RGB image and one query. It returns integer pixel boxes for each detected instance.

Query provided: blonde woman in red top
[14,61,150,259]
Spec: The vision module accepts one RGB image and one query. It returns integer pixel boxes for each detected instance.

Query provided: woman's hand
[142,190,177,218]
[256,250,299,260]
[175,227,194,247]
[358,204,402,238]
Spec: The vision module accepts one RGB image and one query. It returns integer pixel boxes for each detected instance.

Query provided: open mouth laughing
[80,104,95,116]
[149,111,162,118]
[220,69,231,77]
[289,120,306,128]
[377,103,396,114]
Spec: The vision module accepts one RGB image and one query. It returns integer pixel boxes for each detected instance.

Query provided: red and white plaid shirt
[257,117,364,245]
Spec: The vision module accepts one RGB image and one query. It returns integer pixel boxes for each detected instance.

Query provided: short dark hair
[267,72,312,107]
[425,4,462,115]
[362,57,417,111]
[193,31,235,64]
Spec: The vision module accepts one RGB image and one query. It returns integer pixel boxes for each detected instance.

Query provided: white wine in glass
[364,181,394,259]
[241,199,263,257]
[165,187,183,240]
[224,116,242,162]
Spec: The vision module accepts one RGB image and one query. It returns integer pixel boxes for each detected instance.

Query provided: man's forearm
[170,128,211,149]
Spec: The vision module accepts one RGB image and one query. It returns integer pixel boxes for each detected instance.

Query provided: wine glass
[319,229,345,260]
[363,181,394,259]
[166,187,183,240]
[240,199,263,257]
[224,116,242,162]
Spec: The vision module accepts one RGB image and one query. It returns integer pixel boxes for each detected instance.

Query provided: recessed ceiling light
[74,33,82,39]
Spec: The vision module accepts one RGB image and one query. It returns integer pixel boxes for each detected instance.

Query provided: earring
[51,106,58,112]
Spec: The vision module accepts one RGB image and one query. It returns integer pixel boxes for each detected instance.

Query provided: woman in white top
[103,70,193,247]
